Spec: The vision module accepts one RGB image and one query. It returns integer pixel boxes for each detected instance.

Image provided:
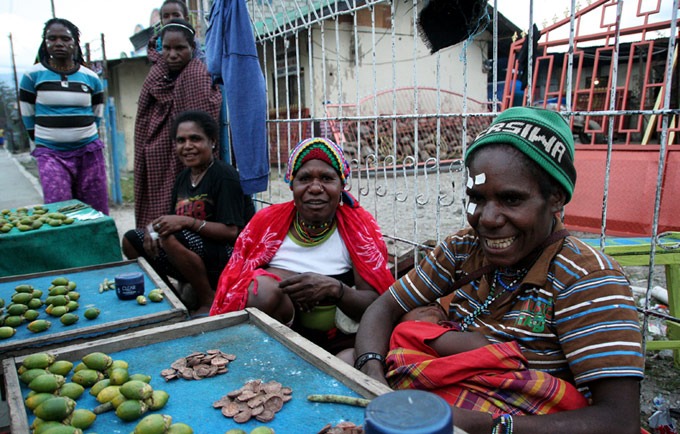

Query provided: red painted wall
[565,146,679,236]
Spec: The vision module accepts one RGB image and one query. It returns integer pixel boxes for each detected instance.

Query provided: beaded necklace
[495,267,528,292]
[48,59,75,72]
[459,268,526,331]
[292,213,336,246]
[190,160,214,188]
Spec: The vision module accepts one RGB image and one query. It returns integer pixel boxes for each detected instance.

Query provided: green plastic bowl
[299,304,337,331]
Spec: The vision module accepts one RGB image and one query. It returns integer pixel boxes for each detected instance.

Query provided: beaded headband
[284,137,350,187]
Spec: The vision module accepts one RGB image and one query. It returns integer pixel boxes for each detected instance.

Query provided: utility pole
[8,33,28,151]
[50,0,56,18]
[8,33,20,116]
[84,42,91,65]
[100,33,107,69]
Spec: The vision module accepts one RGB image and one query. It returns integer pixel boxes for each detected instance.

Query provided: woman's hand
[151,215,194,238]
[142,227,161,258]
[279,272,338,312]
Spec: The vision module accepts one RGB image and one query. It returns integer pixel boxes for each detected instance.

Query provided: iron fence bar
[641,0,680,354]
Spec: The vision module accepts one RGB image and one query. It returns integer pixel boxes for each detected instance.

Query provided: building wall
[108,57,152,172]
[308,20,489,111]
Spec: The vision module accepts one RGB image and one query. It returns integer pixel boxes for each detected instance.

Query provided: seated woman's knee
[247,275,285,310]
[160,234,186,256]
[122,234,140,259]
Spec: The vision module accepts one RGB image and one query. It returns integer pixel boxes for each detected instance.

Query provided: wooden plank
[1,358,29,434]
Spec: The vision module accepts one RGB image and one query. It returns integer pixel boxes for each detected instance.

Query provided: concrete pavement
[0,148,43,210]
[0,148,41,431]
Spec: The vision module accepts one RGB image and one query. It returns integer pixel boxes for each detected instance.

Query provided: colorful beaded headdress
[284,137,350,187]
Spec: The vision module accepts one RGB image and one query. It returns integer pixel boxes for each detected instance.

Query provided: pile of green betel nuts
[19,350,193,433]
[0,206,75,234]
[0,276,165,340]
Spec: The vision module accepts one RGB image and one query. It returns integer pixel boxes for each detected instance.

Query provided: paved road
[0,148,43,210]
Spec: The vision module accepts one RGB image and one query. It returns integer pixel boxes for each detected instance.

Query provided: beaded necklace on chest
[459,268,527,331]
[49,60,75,72]
[292,213,336,246]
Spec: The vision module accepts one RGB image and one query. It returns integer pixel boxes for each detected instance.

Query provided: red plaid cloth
[133,57,222,228]
[210,195,395,315]
[386,321,589,416]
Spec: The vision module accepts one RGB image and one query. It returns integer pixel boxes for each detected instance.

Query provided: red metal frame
[503,0,679,236]
[503,0,679,146]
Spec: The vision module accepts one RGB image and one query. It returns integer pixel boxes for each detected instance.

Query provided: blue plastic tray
[0,259,187,357]
[3,310,391,434]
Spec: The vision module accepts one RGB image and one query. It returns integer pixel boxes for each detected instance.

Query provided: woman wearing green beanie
[353,106,644,433]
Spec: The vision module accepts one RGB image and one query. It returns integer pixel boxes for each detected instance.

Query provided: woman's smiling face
[174,121,213,168]
[465,145,564,268]
[291,159,343,225]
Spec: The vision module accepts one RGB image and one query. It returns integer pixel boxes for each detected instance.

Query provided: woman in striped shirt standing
[19,18,108,214]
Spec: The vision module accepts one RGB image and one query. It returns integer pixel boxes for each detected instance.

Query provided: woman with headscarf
[134,18,221,228]
[19,18,108,214]
[353,107,644,434]
[211,137,395,354]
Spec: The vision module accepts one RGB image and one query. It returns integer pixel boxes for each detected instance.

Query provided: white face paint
[474,173,486,185]
[467,202,477,215]
[466,176,474,189]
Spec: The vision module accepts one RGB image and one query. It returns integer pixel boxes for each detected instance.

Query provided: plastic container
[365,390,453,434]
[114,272,145,300]
[299,304,336,331]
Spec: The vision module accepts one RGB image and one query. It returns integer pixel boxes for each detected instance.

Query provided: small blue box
[115,272,144,300]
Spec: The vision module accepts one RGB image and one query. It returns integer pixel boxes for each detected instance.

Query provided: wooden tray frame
[2,308,392,433]
[0,258,188,358]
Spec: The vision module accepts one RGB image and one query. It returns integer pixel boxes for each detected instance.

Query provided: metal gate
[245,0,680,365]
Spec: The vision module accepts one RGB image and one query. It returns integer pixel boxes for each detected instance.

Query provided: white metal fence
[245,0,680,360]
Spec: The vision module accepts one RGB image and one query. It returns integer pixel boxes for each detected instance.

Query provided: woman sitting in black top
[123,110,254,314]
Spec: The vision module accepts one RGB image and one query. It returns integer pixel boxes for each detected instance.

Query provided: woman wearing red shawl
[211,137,395,354]
[134,19,221,228]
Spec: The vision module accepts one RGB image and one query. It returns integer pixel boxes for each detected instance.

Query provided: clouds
[0,0,161,76]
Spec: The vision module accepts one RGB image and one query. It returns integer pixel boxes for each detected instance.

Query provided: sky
[0,0,163,78]
[0,0,675,80]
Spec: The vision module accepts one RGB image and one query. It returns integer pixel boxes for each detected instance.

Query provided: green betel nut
[84,307,100,320]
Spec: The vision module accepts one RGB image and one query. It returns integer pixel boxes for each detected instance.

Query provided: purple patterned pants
[32,139,110,215]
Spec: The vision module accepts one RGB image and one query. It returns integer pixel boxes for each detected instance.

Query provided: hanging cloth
[205,0,269,195]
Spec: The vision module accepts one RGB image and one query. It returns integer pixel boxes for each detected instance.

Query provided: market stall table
[0,259,188,359]
[0,200,122,278]
[2,309,468,433]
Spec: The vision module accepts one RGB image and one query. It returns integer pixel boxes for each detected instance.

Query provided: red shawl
[386,321,588,416]
[210,196,395,315]
[133,56,222,228]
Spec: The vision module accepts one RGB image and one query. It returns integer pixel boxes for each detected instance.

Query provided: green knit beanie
[465,106,577,203]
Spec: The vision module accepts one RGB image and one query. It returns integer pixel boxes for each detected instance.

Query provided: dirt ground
[625,267,680,431]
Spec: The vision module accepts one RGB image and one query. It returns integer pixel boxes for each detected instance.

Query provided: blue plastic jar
[114,272,145,300]
[365,390,453,434]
